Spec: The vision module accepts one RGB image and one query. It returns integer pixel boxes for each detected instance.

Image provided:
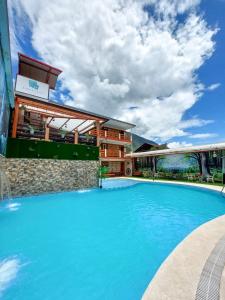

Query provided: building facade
[9,53,134,176]
[90,122,133,176]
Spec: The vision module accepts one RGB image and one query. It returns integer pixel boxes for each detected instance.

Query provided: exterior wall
[0,0,14,156]
[132,151,224,182]
[90,127,131,143]
[0,156,99,197]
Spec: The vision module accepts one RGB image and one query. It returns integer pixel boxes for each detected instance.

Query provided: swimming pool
[1,179,225,300]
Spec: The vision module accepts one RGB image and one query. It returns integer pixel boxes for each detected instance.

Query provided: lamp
[213,151,217,158]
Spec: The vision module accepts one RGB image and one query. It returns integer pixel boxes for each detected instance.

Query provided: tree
[185,152,202,173]
[200,152,211,178]
[148,145,167,173]
[185,152,211,178]
[150,156,165,173]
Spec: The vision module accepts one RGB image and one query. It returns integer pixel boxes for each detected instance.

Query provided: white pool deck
[120,177,225,300]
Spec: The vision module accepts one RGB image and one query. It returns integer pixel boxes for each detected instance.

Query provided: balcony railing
[100,149,124,158]
[15,123,97,146]
[90,129,131,143]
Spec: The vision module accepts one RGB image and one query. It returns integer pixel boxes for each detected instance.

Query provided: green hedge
[6,138,99,160]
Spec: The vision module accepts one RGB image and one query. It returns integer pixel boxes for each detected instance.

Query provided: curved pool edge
[122,176,224,194]
[141,214,225,300]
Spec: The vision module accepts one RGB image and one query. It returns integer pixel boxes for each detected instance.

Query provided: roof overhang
[18,53,62,89]
[126,142,225,158]
[103,118,136,131]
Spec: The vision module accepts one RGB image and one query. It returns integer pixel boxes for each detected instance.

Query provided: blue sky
[181,0,225,145]
[8,0,225,148]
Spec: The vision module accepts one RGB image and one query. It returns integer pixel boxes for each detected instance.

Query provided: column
[45,124,50,141]
[74,130,78,144]
[12,100,19,138]
[96,121,100,147]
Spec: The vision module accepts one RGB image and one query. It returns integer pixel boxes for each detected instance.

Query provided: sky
[8,0,225,148]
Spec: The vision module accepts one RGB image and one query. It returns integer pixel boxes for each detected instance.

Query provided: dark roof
[132,133,158,152]
[18,53,62,89]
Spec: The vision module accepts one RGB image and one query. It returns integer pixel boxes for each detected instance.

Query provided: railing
[15,123,96,146]
[100,149,124,158]
[100,149,106,158]
[107,149,120,157]
[90,129,131,142]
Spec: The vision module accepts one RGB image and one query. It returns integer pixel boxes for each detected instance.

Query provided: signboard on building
[15,74,49,100]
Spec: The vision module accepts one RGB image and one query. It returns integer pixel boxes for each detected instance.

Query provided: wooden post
[96,121,100,147]
[12,100,19,138]
[18,107,24,124]
[74,130,78,144]
[45,124,50,141]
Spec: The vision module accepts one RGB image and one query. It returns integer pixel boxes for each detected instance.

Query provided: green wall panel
[6,138,99,161]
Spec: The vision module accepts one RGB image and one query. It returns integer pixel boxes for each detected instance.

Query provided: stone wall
[0,155,99,197]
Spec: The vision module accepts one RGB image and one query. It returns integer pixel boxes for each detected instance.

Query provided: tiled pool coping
[140,215,225,300]
[120,178,225,300]
[121,176,225,195]
[195,234,225,300]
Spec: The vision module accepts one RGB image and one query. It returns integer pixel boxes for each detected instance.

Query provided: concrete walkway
[122,177,225,300]
[141,215,225,300]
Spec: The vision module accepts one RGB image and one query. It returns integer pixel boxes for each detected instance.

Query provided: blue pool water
[1,180,225,300]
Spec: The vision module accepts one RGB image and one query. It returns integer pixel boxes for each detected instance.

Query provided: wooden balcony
[100,149,124,159]
[90,129,131,143]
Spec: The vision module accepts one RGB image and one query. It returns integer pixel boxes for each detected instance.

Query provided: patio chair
[187,174,194,181]
[197,175,204,183]
[154,173,160,178]
[206,175,214,183]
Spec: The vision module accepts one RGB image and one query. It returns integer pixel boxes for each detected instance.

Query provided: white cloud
[9,0,218,142]
[168,141,193,148]
[189,133,218,139]
[207,83,221,91]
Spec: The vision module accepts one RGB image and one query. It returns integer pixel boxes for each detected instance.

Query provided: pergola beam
[58,118,70,130]
[16,97,105,121]
[71,120,87,132]
[78,121,95,134]
[20,106,92,121]
[47,117,54,126]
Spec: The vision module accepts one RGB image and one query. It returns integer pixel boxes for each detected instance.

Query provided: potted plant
[19,104,26,112]
[60,129,67,138]
[98,166,109,188]
[28,125,35,135]
[85,133,92,143]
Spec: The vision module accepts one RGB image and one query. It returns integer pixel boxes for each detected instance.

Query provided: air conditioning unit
[125,160,132,177]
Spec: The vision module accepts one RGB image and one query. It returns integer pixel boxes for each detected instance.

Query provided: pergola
[12,96,108,145]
